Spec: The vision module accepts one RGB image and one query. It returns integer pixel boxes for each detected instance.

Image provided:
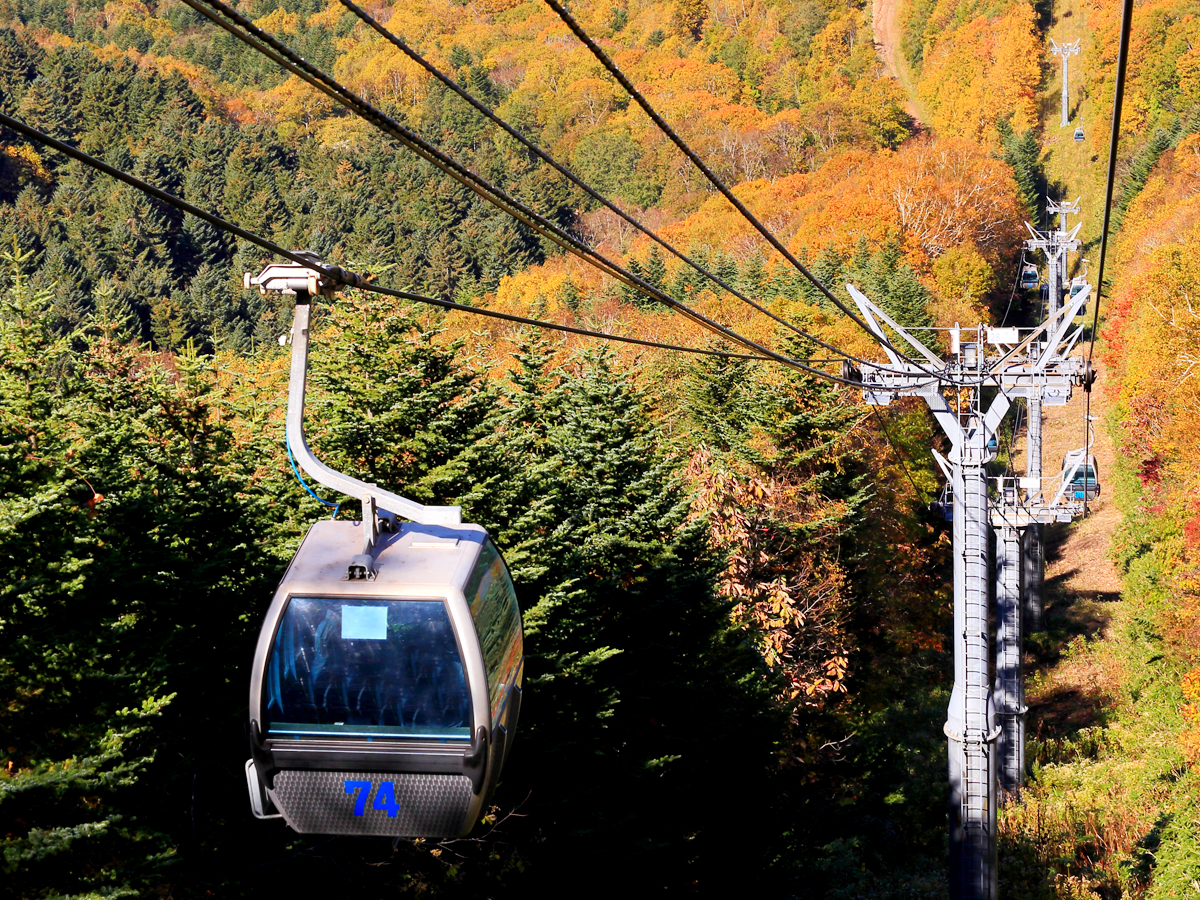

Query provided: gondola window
[264,597,471,740]
[465,542,523,721]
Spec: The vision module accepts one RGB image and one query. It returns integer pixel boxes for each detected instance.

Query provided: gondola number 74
[344,779,401,817]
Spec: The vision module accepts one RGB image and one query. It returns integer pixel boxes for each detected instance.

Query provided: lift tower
[987,284,1093,800]
[844,286,1091,900]
[1025,201,1081,319]
[1021,200,1081,633]
[1050,39,1082,127]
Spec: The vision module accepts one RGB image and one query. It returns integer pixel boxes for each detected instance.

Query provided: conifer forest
[0,0,1197,896]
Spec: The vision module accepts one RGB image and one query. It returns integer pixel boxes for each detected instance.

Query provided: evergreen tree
[77,63,136,155]
[644,243,667,291]
[682,350,770,457]
[32,241,89,329]
[16,73,76,142]
[90,275,139,342]
[0,248,283,899]
[0,27,42,114]
[621,257,647,307]
[858,240,934,332]
[740,250,766,295]
[1113,127,1176,232]
[670,244,708,299]
[713,248,739,293]
[462,346,786,889]
[479,215,532,290]
[467,64,497,107]
[997,120,1044,229]
[306,291,495,503]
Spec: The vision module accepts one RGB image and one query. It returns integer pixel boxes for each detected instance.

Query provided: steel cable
[334,0,893,373]
[0,109,846,365]
[1082,0,1134,517]
[868,405,931,502]
[0,112,936,487]
[999,250,1025,327]
[540,0,972,386]
[177,0,876,383]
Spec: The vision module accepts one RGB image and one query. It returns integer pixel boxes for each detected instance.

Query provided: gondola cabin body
[1020,264,1039,290]
[1060,451,1100,501]
[246,520,523,838]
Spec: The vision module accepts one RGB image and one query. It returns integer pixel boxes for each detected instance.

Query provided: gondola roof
[281,520,486,591]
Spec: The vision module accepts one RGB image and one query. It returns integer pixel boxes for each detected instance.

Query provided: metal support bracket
[247,258,463,532]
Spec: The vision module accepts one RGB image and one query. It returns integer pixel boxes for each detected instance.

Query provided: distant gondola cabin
[1060,452,1100,501]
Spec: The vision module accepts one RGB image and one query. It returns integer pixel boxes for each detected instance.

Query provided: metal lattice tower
[1050,39,1082,127]
[992,511,1024,800]
[1022,394,1045,632]
[1025,201,1081,319]
[1020,198,1082,637]
[846,284,1093,899]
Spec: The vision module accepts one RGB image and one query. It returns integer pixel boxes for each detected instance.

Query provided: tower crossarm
[990,481,1083,527]
[856,362,943,406]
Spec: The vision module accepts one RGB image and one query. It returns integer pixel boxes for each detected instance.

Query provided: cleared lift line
[178,0,880,384]
[1083,0,1133,517]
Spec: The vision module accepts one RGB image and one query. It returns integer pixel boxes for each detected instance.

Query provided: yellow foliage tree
[916,5,1040,143]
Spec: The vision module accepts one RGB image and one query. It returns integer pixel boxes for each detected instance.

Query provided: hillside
[990,0,1200,894]
[0,0,1177,897]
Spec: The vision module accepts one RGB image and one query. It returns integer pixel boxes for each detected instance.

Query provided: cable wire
[0,109,842,366]
[868,405,930,502]
[0,110,933,389]
[178,0,870,384]
[540,0,969,386]
[0,113,936,487]
[999,250,1025,327]
[1082,0,1134,517]
[334,0,885,372]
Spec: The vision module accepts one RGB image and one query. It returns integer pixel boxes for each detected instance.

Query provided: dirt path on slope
[1018,354,1125,738]
[872,0,928,126]
[1039,368,1122,602]
[1019,0,1127,741]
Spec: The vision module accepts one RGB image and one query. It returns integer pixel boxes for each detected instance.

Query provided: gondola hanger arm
[246,257,463,533]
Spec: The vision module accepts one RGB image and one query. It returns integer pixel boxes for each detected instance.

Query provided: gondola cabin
[1020,264,1039,289]
[1060,452,1100,501]
[1073,126,1085,142]
[1069,277,1088,299]
[245,519,523,838]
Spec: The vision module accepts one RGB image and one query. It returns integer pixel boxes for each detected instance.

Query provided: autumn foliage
[477,133,1024,355]
[912,1,1041,143]
[1104,133,1200,772]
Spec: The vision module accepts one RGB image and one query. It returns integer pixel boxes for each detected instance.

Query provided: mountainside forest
[0,0,1196,897]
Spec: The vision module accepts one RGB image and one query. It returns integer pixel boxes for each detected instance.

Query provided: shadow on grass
[1020,523,1119,758]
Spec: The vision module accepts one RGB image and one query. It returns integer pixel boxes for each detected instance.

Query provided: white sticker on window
[342,605,388,640]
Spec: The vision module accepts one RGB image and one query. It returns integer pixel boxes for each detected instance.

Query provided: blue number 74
[344,780,372,815]
[343,780,402,817]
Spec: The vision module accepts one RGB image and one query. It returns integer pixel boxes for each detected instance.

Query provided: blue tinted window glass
[464,541,522,722]
[264,598,470,739]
